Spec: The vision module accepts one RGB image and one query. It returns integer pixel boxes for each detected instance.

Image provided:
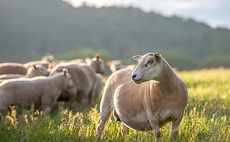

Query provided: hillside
[0,0,230,70]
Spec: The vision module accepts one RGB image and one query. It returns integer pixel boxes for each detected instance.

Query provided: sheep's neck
[155,60,178,94]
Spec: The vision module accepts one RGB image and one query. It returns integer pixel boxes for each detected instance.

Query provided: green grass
[0,69,230,142]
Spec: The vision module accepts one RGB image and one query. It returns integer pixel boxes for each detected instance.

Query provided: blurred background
[0,0,230,72]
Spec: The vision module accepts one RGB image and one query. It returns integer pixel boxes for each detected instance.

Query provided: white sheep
[49,63,101,107]
[0,65,49,83]
[93,73,105,101]
[85,54,105,75]
[0,69,75,121]
[25,64,49,78]
[0,63,27,75]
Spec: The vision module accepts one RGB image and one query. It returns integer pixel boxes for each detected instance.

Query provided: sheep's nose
[132,74,137,80]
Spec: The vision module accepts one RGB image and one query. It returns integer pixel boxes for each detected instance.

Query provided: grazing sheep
[49,63,98,107]
[24,60,51,69]
[85,54,105,75]
[0,69,75,121]
[0,63,27,75]
[0,65,49,83]
[107,60,135,73]
[56,71,104,105]
[25,64,49,78]
[97,53,188,142]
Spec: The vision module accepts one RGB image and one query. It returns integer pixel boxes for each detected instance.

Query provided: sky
[63,0,230,29]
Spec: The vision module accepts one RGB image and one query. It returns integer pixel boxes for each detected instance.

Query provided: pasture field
[0,69,230,142]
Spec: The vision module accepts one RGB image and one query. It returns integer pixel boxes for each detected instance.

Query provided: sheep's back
[0,63,27,75]
[0,78,51,105]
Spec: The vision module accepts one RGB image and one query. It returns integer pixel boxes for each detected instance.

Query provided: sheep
[0,74,24,80]
[85,54,105,75]
[93,73,105,102]
[56,72,104,105]
[49,63,98,107]
[24,60,51,69]
[0,69,75,121]
[25,64,49,78]
[56,54,105,75]
[107,60,135,73]
[0,65,49,83]
[0,63,27,75]
[97,53,188,142]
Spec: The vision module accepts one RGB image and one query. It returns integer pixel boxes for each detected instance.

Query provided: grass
[0,69,230,142]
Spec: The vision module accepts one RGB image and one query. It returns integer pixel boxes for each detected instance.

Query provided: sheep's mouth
[132,78,143,84]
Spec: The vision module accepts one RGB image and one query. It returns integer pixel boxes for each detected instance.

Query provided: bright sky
[63,0,230,29]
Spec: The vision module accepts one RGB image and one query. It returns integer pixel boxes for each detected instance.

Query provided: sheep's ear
[48,64,53,71]
[31,64,37,70]
[154,53,161,62]
[63,68,68,76]
[132,55,141,61]
[95,54,99,61]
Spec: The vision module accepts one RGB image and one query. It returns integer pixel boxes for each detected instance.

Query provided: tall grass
[0,69,229,142]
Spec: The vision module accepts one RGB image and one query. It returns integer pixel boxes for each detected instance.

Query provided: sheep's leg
[97,86,115,137]
[53,102,59,110]
[122,123,129,137]
[67,88,77,108]
[96,106,112,137]
[68,95,76,108]
[96,94,113,137]
[146,110,161,142]
[89,84,97,105]
[150,118,160,142]
[41,95,52,115]
[89,89,98,105]
[171,111,184,142]
[42,106,52,115]
[51,98,59,111]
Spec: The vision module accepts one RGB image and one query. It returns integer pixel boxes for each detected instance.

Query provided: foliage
[0,69,230,141]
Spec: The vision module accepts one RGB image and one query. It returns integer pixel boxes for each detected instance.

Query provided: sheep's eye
[145,60,153,67]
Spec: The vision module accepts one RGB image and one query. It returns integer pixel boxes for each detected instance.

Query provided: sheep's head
[87,55,105,75]
[131,53,162,84]
[62,68,75,92]
[26,65,49,77]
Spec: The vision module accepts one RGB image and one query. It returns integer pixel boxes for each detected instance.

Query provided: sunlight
[62,0,131,8]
